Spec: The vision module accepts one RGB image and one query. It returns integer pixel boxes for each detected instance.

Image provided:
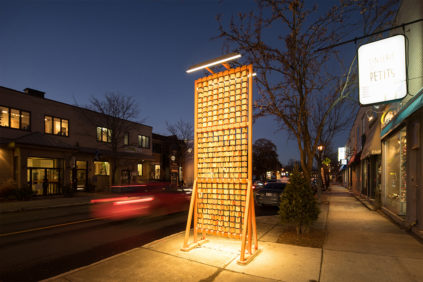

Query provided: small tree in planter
[279,167,320,235]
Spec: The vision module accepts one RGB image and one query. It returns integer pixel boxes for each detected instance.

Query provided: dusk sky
[0,0,354,165]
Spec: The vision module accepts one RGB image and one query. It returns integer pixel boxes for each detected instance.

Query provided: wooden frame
[182,64,258,264]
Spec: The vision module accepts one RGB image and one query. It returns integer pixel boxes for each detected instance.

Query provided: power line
[315,18,423,52]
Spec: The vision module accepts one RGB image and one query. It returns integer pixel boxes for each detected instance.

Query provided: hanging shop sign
[338,147,346,162]
[358,35,407,106]
[182,63,258,264]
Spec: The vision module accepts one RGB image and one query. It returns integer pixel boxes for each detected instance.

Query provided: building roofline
[0,85,153,129]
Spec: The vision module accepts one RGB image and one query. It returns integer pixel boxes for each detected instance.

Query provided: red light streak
[110,184,147,188]
[90,197,129,204]
[113,197,154,206]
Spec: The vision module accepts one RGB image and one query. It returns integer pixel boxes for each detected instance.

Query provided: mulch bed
[276,201,328,248]
[277,225,326,248]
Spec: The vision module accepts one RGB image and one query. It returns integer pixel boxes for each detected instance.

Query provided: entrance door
[121,170,130,185]
[76,161,88,191]
[28,168,45,195]
[27,168,61,195]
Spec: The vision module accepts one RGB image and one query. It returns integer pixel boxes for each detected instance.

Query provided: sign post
[182,60,258,264]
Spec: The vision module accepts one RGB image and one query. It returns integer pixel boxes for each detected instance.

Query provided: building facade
[345,0,423,235]
[0,86,158,194]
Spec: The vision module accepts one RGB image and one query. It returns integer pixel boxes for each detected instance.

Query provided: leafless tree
[90,93,139,185]
[166,119,194,183]
[217,0,398,182]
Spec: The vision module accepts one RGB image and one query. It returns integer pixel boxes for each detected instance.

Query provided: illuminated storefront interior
[383,127,407,216]
[27,157,62,195]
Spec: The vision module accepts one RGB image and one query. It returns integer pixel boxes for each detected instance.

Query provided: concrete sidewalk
[42,184,423,282]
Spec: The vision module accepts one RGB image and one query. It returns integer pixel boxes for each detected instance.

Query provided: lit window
[154,164,160,180]
[138,135,150,149]
[97,127,112,142]
[0,105,30,131]
[10,109,20,129]
[45,115,69,136]
[61,119,68,136]
[21,111,30,130]
[94,161,110,175]
[137,163,143,176]
[124,132,129,145]
[54,117,61,135]
[0,106,9,127]
[45,116,52,134]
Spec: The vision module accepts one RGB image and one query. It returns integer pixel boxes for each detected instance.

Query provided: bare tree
[90,93,138,185]
[217,0,398,182]
[166,119,194,184]
[253,138,281,180]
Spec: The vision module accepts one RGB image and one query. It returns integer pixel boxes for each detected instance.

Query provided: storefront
[382,128,407,216]
[360,122,382,201]
[27,157,63,195]
[381,88,423,226]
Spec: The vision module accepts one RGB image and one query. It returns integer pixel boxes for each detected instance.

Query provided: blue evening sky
[0,0,355,164]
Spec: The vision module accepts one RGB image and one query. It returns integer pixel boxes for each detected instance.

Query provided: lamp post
[317,145,325,200]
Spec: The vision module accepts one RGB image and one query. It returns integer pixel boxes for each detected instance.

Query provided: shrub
[0,179,18,199]
[14,187,34,201]
[279,167,320,235]
[0,179,36,200]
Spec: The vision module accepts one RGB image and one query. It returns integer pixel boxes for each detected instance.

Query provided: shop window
[27,157,56,168]
[97,127,112,143]
[124,132,129,145]
[94,161,110,175]
[383,128,407,216]
[138,135,150,149]
[0,106,30,131]
[45,115,69,136]
[137,163,143,176]
[154,164,160,180]
[76,161,87,169]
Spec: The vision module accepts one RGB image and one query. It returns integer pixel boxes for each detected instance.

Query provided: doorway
[27,157,62,195]
[76,161,88,191]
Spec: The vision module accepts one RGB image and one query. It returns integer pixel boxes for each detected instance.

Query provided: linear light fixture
[186,53,242,73]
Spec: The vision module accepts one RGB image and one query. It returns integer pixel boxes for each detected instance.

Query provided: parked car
[252,181,265,190]
[254,182,286,207]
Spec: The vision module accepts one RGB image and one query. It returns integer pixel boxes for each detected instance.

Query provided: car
[252,181,265,190]
[90,184,190,220]
[254,182,286,207]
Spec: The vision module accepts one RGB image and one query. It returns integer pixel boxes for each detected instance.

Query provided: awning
[361,123,381,160]
[348,152,361,166]
[381,87,423,138]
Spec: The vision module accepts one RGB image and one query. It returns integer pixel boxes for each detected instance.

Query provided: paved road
[0,205,188,282]
[0,198,279,282]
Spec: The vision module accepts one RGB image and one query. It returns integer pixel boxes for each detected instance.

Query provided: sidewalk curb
[349,193,423,243]
[351,193,378,211]
[0,202,92,215]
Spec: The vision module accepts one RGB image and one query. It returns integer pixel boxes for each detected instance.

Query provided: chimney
[24,88,45,98]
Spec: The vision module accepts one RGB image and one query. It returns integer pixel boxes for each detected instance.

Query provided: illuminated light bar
[90,197,129,204]
[186,53,241,73]
[113,197,154,206]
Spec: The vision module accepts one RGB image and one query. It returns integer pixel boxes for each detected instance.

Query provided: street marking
[0,217,102,237]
